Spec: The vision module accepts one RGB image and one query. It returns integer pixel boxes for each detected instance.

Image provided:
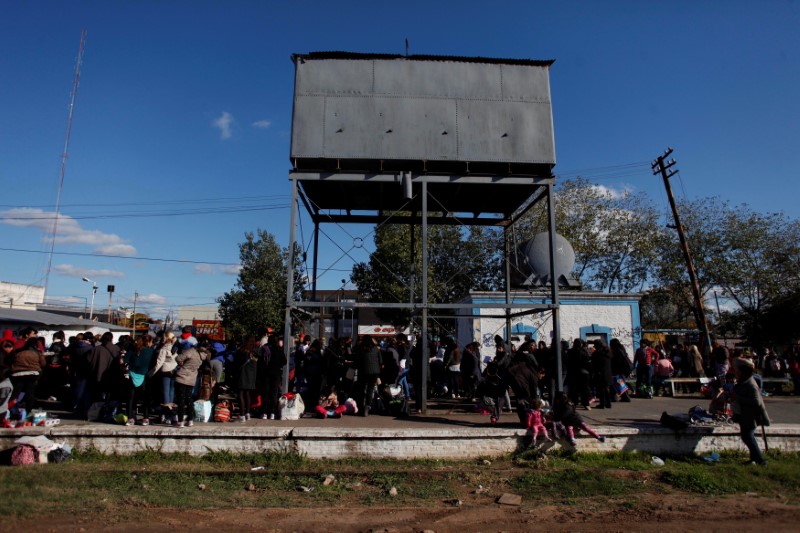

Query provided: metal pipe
[546,182,563,392]
[283,177,299,393]
[421,179,429,414]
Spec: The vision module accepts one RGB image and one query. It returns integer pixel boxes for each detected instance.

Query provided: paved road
[36,392,800,430]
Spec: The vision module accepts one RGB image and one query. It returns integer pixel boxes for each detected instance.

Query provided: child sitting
[551,392,606,445]
[526,398,551,443]
[315,386,347,419]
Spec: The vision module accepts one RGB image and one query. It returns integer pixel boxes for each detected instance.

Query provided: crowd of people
[0,323,796,461]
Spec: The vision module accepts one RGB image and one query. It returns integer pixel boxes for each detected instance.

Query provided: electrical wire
[0,247,239,266]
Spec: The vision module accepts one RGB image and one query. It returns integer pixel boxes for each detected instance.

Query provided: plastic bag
[194,400,212,423]
[279,393,305,420]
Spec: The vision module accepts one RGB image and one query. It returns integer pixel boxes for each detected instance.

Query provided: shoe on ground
[490,416,497,424]
[245,413,251,421]
[186,420,194,427]
[174,421,184,428]
[568,438,577,445]
[261,414,269,420]
[268,414,275,420]
[125,419,135,426]
[597,436,606,443]
[141,419,149,426]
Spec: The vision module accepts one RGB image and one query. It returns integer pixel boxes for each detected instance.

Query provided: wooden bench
[664,377,710,397]
[761,377,793,394]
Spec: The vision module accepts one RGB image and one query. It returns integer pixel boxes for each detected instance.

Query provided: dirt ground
[10,493,800,532]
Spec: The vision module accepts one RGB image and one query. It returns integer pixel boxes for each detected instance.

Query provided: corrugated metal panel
[458,100,555,163]
[372,60,502,99]
[291,53,556,168]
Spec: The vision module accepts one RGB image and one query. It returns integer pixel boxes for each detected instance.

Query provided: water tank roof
[292,51,555,68]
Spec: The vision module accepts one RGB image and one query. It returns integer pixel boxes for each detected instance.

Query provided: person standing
[124,335,155,425]
[592,340,613,409]
[443,339,462,399]
[173,336,203,427]
[634,340,655,398]
[9,337,46,413]
[566,339,592,409]
[505,348,541,425]
[731,357,770,466]
[711,340,730,379]
[257,335,286,420]
[355,335,381,416]
[87,332,120,403]
[234,336,259,422]
[148,331,178,413]
[460,341,483,400]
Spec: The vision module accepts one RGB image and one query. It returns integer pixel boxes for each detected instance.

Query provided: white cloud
[252,119,271,129]
[135,293,167,306]
[220,264,242,275]
[212,111,234,140]
[193,264,214,275]
[94,244,137,257]
[0,208,137,256]
[589,184,627,199]
[54,264,125,279]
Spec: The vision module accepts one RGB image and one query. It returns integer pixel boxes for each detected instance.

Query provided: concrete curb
[3,423,799,459]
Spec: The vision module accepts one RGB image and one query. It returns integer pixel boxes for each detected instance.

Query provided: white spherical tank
[520,233,576,280]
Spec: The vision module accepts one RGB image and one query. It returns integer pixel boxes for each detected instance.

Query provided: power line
[0,246,239,266]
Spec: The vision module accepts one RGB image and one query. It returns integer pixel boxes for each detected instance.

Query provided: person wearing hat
[731,356,770,466]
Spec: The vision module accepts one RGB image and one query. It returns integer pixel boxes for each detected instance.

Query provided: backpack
[660,411,688,434]
[10,444,38,466]
[197,367,216,401]
[213,400,231,423]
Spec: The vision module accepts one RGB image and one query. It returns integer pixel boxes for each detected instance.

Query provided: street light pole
[82,277,98,320]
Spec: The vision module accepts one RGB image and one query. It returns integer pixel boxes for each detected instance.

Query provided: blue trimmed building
[456,291,642,361]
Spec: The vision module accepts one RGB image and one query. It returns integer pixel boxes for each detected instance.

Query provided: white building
[457,290,642,361]
[175,305,220,327]
[0,281,45,311]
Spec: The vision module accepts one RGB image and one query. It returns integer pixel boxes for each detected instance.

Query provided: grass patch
[2,450,799,518]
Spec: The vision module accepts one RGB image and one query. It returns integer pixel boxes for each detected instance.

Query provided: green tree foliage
[351,220,502,327]
[654,197,800,347]
[218,229,304,339]
[516,177,662,292]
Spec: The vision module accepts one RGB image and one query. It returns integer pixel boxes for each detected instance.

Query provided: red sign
[192,320,225,341]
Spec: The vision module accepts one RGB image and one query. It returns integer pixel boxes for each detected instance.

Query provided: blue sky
[1,1,798,318]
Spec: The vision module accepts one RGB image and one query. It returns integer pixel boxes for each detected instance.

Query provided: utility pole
[131,290,138,337]
[652,148,712,354]
[44,29,87,299]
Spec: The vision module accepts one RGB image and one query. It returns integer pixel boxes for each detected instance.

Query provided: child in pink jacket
[526,398,551,443]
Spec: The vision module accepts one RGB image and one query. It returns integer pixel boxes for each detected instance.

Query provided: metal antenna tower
[44,28,87,299]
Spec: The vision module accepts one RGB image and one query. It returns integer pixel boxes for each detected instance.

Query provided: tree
[516,177,662,292]
[351,219,502,328]
[218,229,305,340]
[654,197,800,347]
